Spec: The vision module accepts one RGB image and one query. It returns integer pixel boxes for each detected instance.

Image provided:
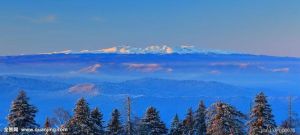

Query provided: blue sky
[0,0,300,57]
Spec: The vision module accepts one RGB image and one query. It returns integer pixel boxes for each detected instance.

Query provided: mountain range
[0,51,299,128]
[35,45,234,55]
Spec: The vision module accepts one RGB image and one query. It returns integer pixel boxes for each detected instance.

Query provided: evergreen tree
[64,98,92,135]
[207,101,246,135]
[194,100,206,135]
[44,117,54,135]
[7,90,38,135]
[248,92,276,135]
[139,106,167,135]
[169,114,183,135]
[90,108,104,135]
[107,109,123,135]
[182,108,194,135]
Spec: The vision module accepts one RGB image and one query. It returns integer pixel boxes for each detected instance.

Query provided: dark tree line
[4,90,299,135]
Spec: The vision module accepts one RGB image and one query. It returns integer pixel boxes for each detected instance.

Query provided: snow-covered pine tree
[63,98,93,135]
[107,109,123,135]
[139,106,167,135]
[194,100,206,135]
[182,108,194,135]
[169,114,183,135]
[7,90,39,135]
[90,107,104,135]
[248,92,276,135]
[206,101,246,135]
[44,117,54,135]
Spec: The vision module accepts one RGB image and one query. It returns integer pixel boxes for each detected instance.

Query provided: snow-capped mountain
[38,45,235,55]
[174,45,234,54]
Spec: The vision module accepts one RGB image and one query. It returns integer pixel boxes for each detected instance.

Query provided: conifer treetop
[249,92,276,135]
[7,90,39,129]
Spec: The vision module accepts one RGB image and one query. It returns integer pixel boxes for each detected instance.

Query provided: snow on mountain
[68,83,99,96]
[98,47,118,53]
[173,45,233,54]
[99,45,233,54]
[96,45,173,54]
[39,49,72,55]
[36,45,235,55]
[79,63,102,73]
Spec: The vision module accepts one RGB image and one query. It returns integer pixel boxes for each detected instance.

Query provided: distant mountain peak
[97,45,235,54]
[68,83,99,96]
[97,45,173,54]
[39,49,72,55]
[38,45,235,55]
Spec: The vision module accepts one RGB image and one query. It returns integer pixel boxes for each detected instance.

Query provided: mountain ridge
[2,45,299,59]
[1,53,300,64]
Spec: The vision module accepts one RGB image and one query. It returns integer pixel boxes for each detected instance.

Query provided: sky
[0,0,300,57]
